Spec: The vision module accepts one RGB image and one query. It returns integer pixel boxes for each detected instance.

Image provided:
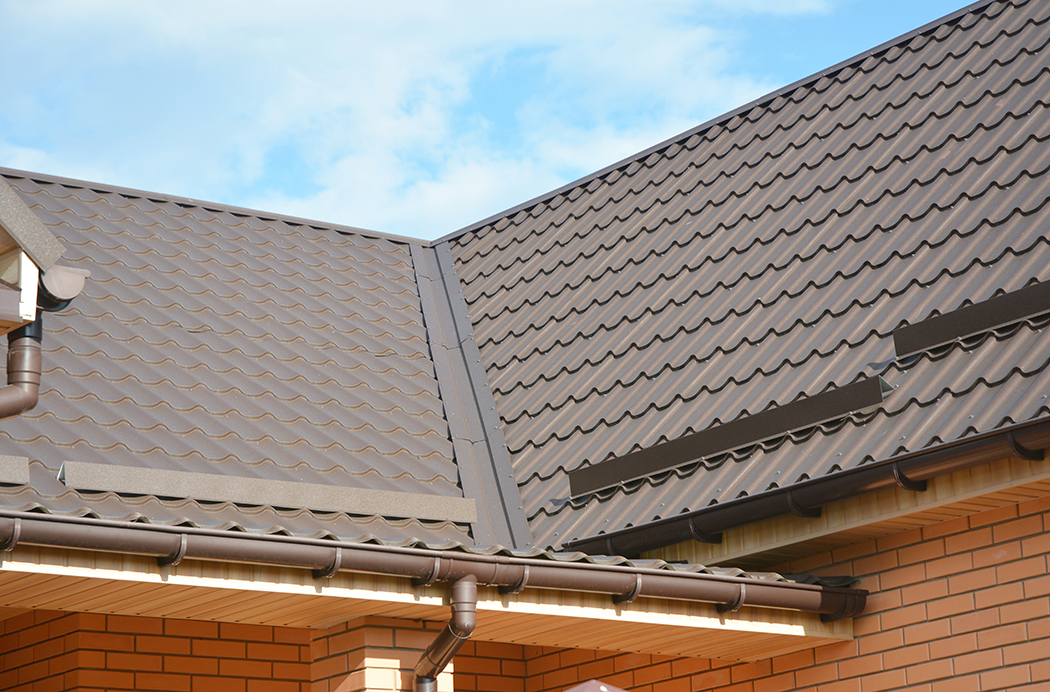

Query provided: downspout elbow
[414,575,477,692]
[0,317,42,420]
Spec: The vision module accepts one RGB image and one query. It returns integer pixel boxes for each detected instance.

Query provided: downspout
[0,316,41,419]
[413,575,477,692]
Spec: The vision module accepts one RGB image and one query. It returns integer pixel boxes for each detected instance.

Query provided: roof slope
[447,0,1050,550]
[0,171,469,544]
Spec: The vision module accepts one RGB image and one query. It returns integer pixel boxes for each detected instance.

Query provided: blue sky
[1,0,970,239]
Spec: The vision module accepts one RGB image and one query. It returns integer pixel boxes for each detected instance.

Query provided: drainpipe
[0,315,42,420]
[414,575,477,692]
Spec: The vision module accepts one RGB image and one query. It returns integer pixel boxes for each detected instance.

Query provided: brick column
[309,616,453,692]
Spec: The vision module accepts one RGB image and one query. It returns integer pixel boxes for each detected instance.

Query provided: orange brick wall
[463,497,1050,692]
[0,610,311,692]
[311,615,453,692]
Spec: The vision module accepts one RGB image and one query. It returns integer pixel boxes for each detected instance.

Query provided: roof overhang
[0,541,852,662]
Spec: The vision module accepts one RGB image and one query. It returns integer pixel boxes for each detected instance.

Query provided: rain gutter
[564,418,1050,557]
[0,509,864,621]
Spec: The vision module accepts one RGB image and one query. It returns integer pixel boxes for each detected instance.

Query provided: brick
[836,654,881,679]
[926,553,973,580]
[898,539,943,567]
[1028,615,1050,640]
[753,672,794,692]
[135,672,192,691]
[691,668,732,690]
[218,658,272,678]
[653,678,691,692]
[107,651,163,672]
[923,516,970,541]
[944,527,992,555]
[771,649,813,673]
[929,631,976,660]
[457,656,502,675]
[636,661,674,686]
[954,649,1003,675]
[578,657,616,681]
[813,639,857,664]
[164,655,218,675]
[136,635,192,655]
[977,622,1028,650]
[73,669,135,688]
[272,628,311,645]
[852,551,898,577]
[931,674,979,692]
[246,679,301,692]
[880,643,928,670]
[166,620,218,639]
[947,567,996,595]
[1004,639,1050,665]
[794,662,836,687]
[472,641,524,660]
[1025,574,1050,598]
[192,678,247,692]
[614,653,653,673]
[879,603,926,630]
[906,660,953,685]
[107,615,164,635]
[900,579,948,606]
[1002,596,1050,623]
[220,623,274,642]
[975,581,1026,609]
[1017,495,1050,517]
[192,639,246,659]
[671,657,709,678]
[729,660,771,684]
[859,669,907,692]
[972,541,1022,569]
[951,608,1000,635]
[246,642,300,662]
[996,555,1047,583]
[904,619,952,646]
[879,563,926,590]
[862,589,901,615]
[858,630,902,655]
[926,592,974,620]
[968,504,1018,528]
[816,680,861,692]
[993,514,1044,542]
[979,664,1031,690]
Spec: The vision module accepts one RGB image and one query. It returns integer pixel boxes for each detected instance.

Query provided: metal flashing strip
[0,177,65,271]
[0,455,29,485]
[59,461,477,524]
[893,280,1050,358]
[411,243,533,549]
[569,377,892,497]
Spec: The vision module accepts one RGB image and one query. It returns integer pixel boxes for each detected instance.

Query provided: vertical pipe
[0,315,41,419]
[414,575,477,691]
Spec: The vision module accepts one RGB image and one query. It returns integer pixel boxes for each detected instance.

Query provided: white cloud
[0,0,829,238]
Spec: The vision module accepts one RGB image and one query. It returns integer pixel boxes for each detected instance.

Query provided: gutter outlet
[0,316,42,420]
[414,575,477,692]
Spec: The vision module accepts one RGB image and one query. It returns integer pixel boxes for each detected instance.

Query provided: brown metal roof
[0,170,469,544]
[447,0,1050,550]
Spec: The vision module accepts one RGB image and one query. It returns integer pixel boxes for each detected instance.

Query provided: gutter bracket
[497,565,529,595]
[1007,431,1043,461]
[786,491,821,518]
[0,517,19,551]
[412,557,443,587]
[687,518,723,544]
[312,546,342,579]
[892,463,928,492]
[717,583,746,614]
[612,573,643,605]
[157,533,188,567]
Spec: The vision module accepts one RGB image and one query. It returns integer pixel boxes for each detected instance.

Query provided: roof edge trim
[0,509,866,619]
[568,377,890,497]
[0,167,421,247]
[435,0,996,244]
[59,461,478,524]
[894,279,1050,358]
[564,416,1050,557]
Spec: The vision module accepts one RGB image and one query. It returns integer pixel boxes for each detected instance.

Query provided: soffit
[447,0,1050,549]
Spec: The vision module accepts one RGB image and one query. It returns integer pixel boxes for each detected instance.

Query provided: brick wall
[452,497,1050,692]
[311,615,454,692]
[0,610,311,692]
